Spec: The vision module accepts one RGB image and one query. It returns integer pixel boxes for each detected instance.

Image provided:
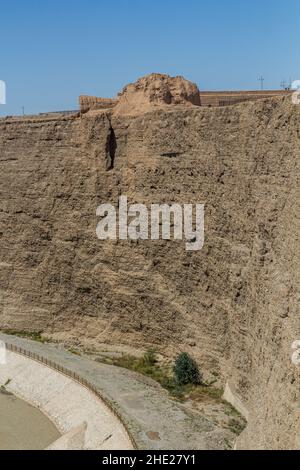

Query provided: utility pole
[21,106,25,116]
[258,76,264,91]
[280,80,287,90]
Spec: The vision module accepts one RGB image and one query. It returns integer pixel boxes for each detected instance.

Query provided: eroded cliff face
[0,96,299,449]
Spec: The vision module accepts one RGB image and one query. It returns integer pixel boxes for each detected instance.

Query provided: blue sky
[0,0,299,115]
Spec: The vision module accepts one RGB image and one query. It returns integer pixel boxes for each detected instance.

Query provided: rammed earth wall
[0,95,299,449]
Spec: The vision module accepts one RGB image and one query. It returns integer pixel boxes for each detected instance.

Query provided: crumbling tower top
[116,73,201,113]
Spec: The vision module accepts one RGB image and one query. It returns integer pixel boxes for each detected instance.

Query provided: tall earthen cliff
[0,75,299,449]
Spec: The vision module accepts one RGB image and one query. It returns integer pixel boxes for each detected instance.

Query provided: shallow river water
[0,391,60,450]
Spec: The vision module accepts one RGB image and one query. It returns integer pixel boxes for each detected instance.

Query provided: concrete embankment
[0,349,133,450]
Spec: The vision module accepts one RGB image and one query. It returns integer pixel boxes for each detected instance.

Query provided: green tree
[173,352,202,385]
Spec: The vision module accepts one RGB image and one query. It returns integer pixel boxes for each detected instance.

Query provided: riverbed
[0,391,60,450]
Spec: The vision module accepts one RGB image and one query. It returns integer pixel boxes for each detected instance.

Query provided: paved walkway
[0,332,225,450]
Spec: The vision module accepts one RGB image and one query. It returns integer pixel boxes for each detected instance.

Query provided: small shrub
[142,349,157,366]
[68,347,81,356]
[173,352,202,386]
[227,418,245,435]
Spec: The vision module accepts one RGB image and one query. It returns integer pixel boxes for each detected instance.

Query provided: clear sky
[0,0,299,116]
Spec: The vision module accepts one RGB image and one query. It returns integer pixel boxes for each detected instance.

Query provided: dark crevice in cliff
[106,124,117,171]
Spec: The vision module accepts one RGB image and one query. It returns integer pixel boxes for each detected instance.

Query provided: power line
[258,76,264,90]
[280,80,287,90]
